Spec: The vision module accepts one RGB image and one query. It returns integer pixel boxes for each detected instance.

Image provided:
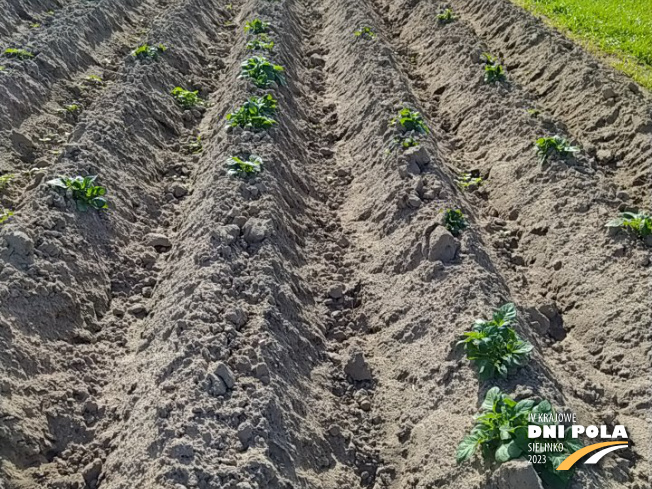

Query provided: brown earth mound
[0,0,650,488]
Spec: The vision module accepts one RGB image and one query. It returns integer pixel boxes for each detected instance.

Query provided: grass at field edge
[511,0,652,92]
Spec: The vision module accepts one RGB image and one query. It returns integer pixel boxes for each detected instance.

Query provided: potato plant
[535,135,579,163]
[0,174,14,190]
[226,155,263,177]
[482,53,506,83]
[389,134,419,151]
[458,303,532,379]
[0,208,13,225]
[245,19,269,35]
[171,87,203,109]
[527,108,541,118]
[444,209,468,236]
[437,8,456,23]
[457,387,581,488]
[47,176,108,211]
[64,103,81,114]
[606,211,652,238]
[391,108,430,134]
[3,48,35,60]
[457,172,483,189]
[226,95,278,130]
[132,43,167,60]
[240,56,285,88]
[187,136,203,154]
[246,34,275,52]
[354,26,376,40]
[85,74,104,86]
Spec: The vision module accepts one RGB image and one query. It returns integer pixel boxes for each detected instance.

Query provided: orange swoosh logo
[557,441,629,470]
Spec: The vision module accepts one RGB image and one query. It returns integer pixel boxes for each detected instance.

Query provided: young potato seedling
[389,134,419,151]
[0,208,13,225]
[481,53,506,83]
[85,74,104,86]
[481,53,499,65]
[171,87,203,109]
[535,135,579,163]
[240,56,285,88]
[457,172,483,189]
[64,103,81,114]
[443,208,468,235]
[391,108,430,134]
[606,211,652,239]
[187,136,203,154]
[244,19,270,35]
[0,174,14,190]
[437,8,456,23]
[354,26,376,40]
[3,48,36,60]
[226,95,278,130]
[458,303,532,380]
[527,108,540,118]
[47,175,108,211]
[246,34,275,52]
[457,387,582,488]
[131,43,167,60]
[226,155,263,177]
[484,63,506,83]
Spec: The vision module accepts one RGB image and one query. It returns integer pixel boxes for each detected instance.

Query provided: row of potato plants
[430,8,646,488]
[0,10,648,243]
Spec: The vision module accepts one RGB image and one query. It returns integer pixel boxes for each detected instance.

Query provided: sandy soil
[0,0,650,488]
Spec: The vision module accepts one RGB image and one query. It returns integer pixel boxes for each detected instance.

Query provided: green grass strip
[512,0,652,90]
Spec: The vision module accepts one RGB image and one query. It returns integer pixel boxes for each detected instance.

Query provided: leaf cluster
[0,174,14,190]
[246,33,275,52]
[132,43,167,60]
[171,87,202,109]
[527,108,540,118]
[482,53,506,83]
[391,108,430,134]
[240,56,285,88]
[606,211,652,238]
[389,134,419,151]
[457,172,483,189]
[0,208,13,225]
[444,208,468,236]
[354,26,376,40]
[64,103,81,114]
[47,175,108,211]
[245,19,269,35]
[226,155,263,177]
[458,303,533,380]
[226,94,278,130]
[85,74,104,86]
[187,136,203,154]
[437,8,456,23]
[4,48,35,60]
[534,135,579,163]
[457,387,582,488]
